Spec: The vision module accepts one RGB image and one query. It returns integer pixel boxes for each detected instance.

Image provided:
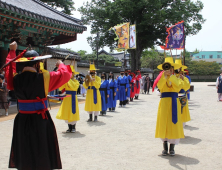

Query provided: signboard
[115,62,122,67]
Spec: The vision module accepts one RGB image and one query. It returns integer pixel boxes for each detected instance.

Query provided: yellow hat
[89,63,99,71]
[70,65,79,74]
[157,57,181,70]
[175,59,187,70]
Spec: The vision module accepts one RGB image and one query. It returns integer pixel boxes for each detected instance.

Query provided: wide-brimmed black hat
[15,50,52,62]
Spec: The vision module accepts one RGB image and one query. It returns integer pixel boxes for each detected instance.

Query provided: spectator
[0,74,9,116]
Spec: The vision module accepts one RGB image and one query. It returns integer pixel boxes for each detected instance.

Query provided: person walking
[216,71,222,101]
[99,72,110,116]
[0,74,9,116]
[144,74,151,94]
[155,57,184,156]
[108,72,117,112]
[134,70,142,99]
[7,41,72,169]
[83,63,101,122]
[117,68,129,107]
[56,65,80,133]
[129,72,136,101]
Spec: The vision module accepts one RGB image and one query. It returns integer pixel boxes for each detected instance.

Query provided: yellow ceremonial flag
[112,23,130,49]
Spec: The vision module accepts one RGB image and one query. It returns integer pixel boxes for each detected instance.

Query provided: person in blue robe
[125,69,132,104]
[185,70,191,100]
[117,69,129,107]
[99,72,110,115]
[108,72,117,111]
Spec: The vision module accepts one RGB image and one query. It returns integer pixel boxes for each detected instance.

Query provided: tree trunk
[129,40,142,72]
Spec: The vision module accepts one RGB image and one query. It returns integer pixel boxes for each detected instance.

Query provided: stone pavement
[0,82,222,170]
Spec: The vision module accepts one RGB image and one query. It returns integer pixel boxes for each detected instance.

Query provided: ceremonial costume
[8,49,72,170]
[175,60,191,126]
[125,70,132,104]
[99,74,110,115]
[83,64,101,121]
[184,70,191,100]
[117,69,129,107]
[108,73,117,111]
[130,73,136,101]
[155,57,184,156]
[134,70,142,99]
[141,75,146,94]
[56,65,80,133]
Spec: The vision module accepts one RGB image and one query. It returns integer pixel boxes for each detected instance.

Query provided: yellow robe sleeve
[182,77,190,91]
[59,83,67,91]
[157,73,167,91]
[169,75,184,89]
[71,79,79,91]
[83,81,88,89]
[94,76,101,89]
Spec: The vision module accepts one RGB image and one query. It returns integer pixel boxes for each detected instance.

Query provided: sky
[52,0,222,54]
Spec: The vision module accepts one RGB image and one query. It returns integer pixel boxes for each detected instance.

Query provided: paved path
[0,82,221,170]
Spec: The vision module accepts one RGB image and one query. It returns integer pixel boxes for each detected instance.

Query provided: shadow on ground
[99,115,113,118]
[87,121,106,127]
[61,131,86,138]
[180,136,202,145]
[184,125,199,131]
[159,154,200,170]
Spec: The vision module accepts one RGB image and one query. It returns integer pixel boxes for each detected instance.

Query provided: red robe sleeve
[48,64,72,92]
[4,50,16,90]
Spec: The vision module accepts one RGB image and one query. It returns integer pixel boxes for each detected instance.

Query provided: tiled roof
[46,47,81,61]
[0,0,86,32]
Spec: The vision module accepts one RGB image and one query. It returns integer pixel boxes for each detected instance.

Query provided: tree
[77,50,87,57]
[79,0,205,71]
[189,61,221,75]
[42,0,75,15]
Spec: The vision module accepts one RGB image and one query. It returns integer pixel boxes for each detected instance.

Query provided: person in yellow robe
[155,57,184,156]
[56,65,80,133]
[83,63,101,122]
[174,59,191,127]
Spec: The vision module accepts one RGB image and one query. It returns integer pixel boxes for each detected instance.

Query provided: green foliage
[42,0,75,15]
[189,61,221,75]
[79,0,205,52]
[141,49,166,73]
[193,48,200,54]
[77,50,87,57]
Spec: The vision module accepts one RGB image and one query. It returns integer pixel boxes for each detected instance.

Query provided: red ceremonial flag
[4,49,27,90]
[152,71,164,92]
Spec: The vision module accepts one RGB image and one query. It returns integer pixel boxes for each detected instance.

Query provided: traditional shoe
[5,112,8,116]
[169,144,175,156]
[71,125,76,133]
[109,108,111,111]
[87,114,93,122]
[94,116,98,122]
[162,141,168,156]
[66,124,72,133]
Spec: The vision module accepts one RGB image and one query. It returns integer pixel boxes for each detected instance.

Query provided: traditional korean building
[0,0,87,67]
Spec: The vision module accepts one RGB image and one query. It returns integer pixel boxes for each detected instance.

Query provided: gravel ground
[0,82,221,170]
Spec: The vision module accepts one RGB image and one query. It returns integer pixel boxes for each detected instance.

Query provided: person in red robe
[134,70,142,99]
[7,41,72,170]
[130,72,136,101]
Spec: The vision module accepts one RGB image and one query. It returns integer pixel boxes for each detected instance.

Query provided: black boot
[127,99,129,104]
[87,114,93,122]
[112,107,115,111]
[100,111,104,116]
[162,141,168,156]
[71,124,76,133]
[109,108,111,111]
[66,124,72,133]
[169,144,175,156]
[94,116,98,122]
[104,111,106,115]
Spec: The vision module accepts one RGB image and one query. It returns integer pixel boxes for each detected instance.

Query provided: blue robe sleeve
[107,80,110,95]
[117,77,120,89]
[126,76,129,88]
[114,80,117,92]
